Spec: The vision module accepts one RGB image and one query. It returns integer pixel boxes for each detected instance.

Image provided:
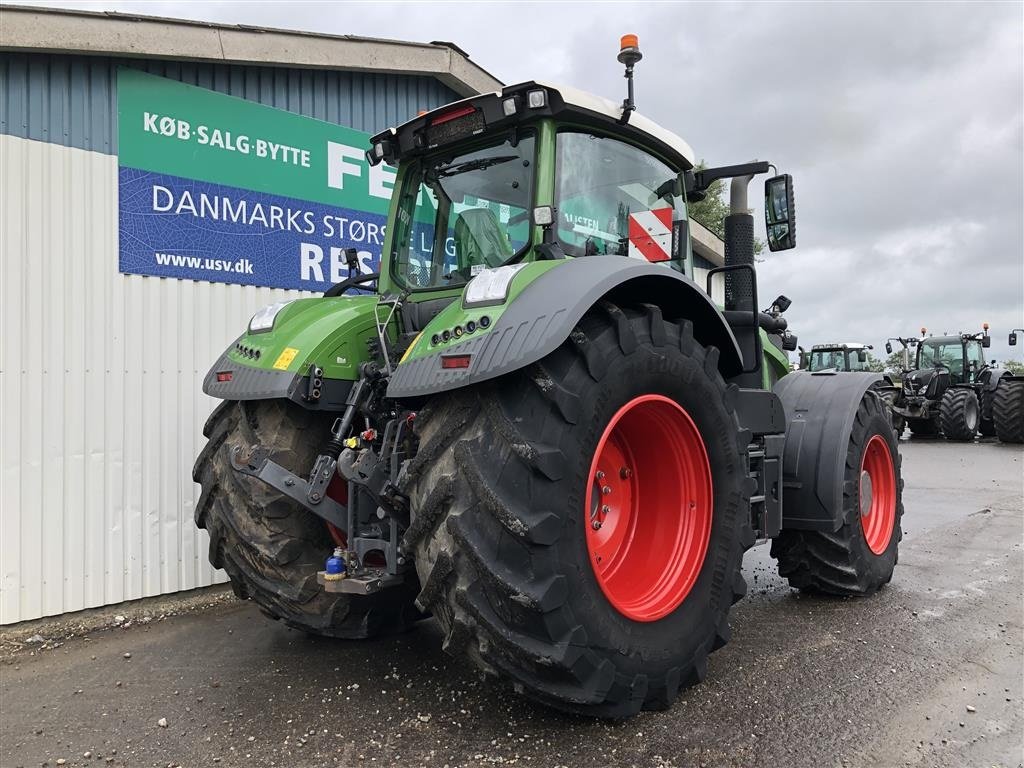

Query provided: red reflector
[216,371,233,382]
[440,354,472,370]
[431,105,476,125]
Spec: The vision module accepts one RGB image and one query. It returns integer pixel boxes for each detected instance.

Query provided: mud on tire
[403,302,752,718]
[771,392,903,596]
[193,400,421,638]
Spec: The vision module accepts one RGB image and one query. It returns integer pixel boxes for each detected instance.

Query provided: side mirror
[982,335,991,348]
[885,342,893,354]
[858,350,868,363]
[1010,332,1018,346]
[764,174,796,252]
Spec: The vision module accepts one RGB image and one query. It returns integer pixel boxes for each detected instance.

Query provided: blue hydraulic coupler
[324,547,347,581]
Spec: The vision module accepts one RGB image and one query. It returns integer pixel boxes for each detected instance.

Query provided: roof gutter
[0,5,503,97]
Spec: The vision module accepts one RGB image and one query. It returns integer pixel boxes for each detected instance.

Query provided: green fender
[387,256,745,399]
[202,295,381,410]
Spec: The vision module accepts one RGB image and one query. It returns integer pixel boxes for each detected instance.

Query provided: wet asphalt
[2,437,1022,768]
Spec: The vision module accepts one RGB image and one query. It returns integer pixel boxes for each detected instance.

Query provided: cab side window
[554,132,687,270]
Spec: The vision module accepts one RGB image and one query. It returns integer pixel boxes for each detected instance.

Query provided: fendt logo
[326,141,395,201]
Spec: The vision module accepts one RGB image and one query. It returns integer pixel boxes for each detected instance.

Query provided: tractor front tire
[993,379,1024,443]
[193,400,421,638]
[771,392,903,596]
[403,303,751,717]
[939,388,979,441]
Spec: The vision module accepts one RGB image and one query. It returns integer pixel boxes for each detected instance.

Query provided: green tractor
[193,39,904,717]
[888,325,1019,441]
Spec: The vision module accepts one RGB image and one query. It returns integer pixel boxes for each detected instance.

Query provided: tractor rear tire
[770,392,903,595]
[993,379,1024,443]
[939,388,979,441]
[403,303,751,717]
[907,415,939,438]
[193,400,421,638]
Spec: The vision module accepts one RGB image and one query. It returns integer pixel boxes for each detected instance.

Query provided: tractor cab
[805,343,873,372]
[914,329,990,385]
[371,80,700,308]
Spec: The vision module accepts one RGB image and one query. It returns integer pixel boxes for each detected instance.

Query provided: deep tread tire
[770,392,904,596]
[404,303,751,717]
[193,400,421,638]
[993,379,1024,443]
[939,388,979,441]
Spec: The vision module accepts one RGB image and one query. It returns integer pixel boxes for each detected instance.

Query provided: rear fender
[387,256,743,399]
[980,367,1011,392]
[773,371,885,531]
[202,295,379,410]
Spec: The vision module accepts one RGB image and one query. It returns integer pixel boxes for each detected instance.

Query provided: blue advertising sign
[117,69,395,290]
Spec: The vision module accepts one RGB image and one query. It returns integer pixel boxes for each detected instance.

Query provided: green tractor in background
[888,325,1022,442]
[193,38,904,717]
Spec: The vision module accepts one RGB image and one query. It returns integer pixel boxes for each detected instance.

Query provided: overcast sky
[21,0,1024,362]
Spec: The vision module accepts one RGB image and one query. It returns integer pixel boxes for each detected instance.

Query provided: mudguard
[773,370,885,531]
[387,256,744,399]
[980,367,1012,392]
[202,295,380,411]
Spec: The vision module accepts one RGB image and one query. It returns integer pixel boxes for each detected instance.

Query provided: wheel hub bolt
[596,470,605,480]
[602,485,612,495]
[619,467,631,479]
[601,504,610,515]
[592,520,602,530]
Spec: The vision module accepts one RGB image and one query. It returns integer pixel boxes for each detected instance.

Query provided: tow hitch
[229,444,348,530]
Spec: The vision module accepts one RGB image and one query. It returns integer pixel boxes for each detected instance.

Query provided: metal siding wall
[0,134,321,623]
[0,52,461,155]
[0,51,462,624]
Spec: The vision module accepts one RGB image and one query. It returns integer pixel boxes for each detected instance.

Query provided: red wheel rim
[584,395,713,622]
[859,434,896,555]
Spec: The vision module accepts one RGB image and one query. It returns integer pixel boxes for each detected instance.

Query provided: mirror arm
[690,161,772,195]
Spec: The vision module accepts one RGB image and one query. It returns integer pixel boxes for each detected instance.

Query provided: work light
[249,301,293,333]
[463,265,527,307]
[526,89,546,109]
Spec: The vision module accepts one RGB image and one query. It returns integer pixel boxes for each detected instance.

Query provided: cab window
[554,132,687,271]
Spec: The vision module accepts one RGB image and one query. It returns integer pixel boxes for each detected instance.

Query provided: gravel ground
[1,437,1021,768]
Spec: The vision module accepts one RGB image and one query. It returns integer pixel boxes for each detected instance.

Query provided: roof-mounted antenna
[617,34,642,125]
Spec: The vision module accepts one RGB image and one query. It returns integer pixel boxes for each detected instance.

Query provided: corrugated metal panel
[0,134,323,623]
[0,52,461,155]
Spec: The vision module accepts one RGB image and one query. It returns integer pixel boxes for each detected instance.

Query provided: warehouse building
[0,6,725,624]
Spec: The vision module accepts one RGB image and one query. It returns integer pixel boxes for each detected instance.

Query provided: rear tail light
[440,355,472,370]
[216,371,233,383]
[431,105,476,125]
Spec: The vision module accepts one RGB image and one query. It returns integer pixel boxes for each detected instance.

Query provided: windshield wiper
[433,155,518,179]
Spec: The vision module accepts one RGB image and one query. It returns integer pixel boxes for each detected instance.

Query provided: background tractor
[193,38,904,718]
[888,325,1018,441]
[802,342,875,372]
